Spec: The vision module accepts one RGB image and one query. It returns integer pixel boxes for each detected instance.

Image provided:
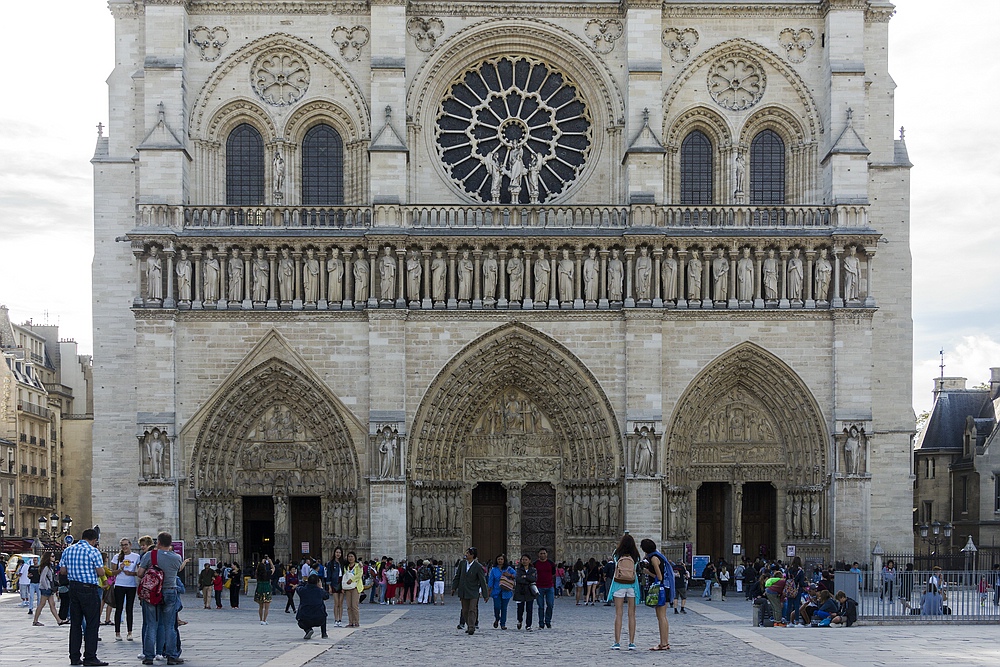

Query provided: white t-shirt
[19,562,31,585]
[112,551,142,588]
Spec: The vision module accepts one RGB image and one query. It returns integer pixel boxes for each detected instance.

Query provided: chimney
[933,377,967,396]
[990,367,1000,399]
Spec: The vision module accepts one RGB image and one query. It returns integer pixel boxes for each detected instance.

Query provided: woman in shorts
[606,534,641,650]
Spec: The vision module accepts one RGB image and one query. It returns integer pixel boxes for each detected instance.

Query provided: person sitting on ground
[809,590,839,627]
[296,574,330,639]
[831,590,857,627]
[920,583,943,616]
[798,585,819,625]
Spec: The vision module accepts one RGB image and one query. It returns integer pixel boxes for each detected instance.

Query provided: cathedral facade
[92,0,913,566]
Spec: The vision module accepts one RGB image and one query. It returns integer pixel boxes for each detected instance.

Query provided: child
[978,576,989,606]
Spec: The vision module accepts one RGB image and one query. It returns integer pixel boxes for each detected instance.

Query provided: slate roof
[916,389,993,451]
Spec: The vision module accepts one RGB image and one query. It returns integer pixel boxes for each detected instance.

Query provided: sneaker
[681,608,687,614]
[611,643,621,650]
[321,633,328,639]
[166,659,184,666]
[674,608,679,614]
[526,627,532,632]
[628,643,637,651]
[517,623,522,630]
[493,620,499,628]
[304,629,314,640]
[127,634,134,641]
[115,635,123,642]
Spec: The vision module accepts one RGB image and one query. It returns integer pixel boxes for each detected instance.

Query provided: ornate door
[472,483,507,563]
[696,482,727,561]
[741,482,776,559]
[520,482,555,558]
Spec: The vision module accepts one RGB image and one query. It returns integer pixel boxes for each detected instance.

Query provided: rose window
[435,56,592,204]
[707,55,766,111]
[251,50,310,107]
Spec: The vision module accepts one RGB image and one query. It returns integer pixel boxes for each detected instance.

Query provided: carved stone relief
[708,55,766,111]
[778,28,816,64]
[662,27,699,63]
[372,424,404,481]
[409,483,464,538]
[191,26,229,62]
[561,482,620,538]
[251,49,310,106]
[837,423,868,477]
[629,423,658,478]
[330,26,369,62]
[407,17,445,52]
[584,19,623,55]
[785,487,824,540]
[196,498,237,538]
[665,485,692,540]
[139,428,170,481]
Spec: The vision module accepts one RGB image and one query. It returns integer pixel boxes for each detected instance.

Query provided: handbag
[224,578,231,589]
[499,572,516,592]
[645,581,667,607]
[530,583,539,597]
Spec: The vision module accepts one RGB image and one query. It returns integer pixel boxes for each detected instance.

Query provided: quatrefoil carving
[778,28,816,64]
[662,27,699,63]
[585,19,624,55]
[191,26,229,62]
[331,26,370,62]
[407,17,445,53]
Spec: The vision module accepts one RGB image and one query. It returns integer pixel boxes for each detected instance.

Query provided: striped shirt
[62,540,104,585]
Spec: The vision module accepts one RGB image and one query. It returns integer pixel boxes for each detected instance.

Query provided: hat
[423,560,430,565]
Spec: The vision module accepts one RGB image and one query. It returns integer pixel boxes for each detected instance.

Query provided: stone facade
[93,0,913,565]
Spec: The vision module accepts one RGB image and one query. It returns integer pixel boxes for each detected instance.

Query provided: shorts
[40,588,53,597]
[433,581,444,595]
[612,588,636,599]
[675,586,687,600]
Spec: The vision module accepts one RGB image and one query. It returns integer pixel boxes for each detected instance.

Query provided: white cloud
[913,335,1000,415]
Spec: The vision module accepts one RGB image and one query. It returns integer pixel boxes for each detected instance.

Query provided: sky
[0,0,997,417]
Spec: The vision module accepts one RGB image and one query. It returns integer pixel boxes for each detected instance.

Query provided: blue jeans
[141,588,179,660]
[782,596,798,623]
[537,587,555,626]
[492,595,510,627]
[703,580,712,597]
[29,582,41,609]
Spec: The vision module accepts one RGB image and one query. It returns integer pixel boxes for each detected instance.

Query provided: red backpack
[138,549,164,605]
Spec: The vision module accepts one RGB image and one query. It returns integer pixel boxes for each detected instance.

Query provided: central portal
[472,483,507,562]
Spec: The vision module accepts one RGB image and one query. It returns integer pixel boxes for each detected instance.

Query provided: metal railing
[858,568,1000,621]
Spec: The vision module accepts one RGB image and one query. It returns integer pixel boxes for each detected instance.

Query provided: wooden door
[696,482,726,562]
[741,483,776,560]
[521,482,556,559]
[472,483,507,564]
[242,496,274,564]
[290,496,322,562]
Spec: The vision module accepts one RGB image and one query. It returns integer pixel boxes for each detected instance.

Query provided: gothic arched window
[301,124,345,206]
[680,130,713,205]
[226,123,265,206]
[750,129,785,205]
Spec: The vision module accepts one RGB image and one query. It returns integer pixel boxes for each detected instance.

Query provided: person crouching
[296,574,330,639]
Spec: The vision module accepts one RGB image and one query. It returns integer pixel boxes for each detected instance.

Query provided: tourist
[640,538,674,651]
[110,538,139,640]
[701,560,716,599]
[717,563,731,600]
[213,567,224,609]
[583,557,601,605]
[342,551,364,627]
[136,532,187,665]
[920,582,943,616]
[555,562,565,597]
[296,574,330,639]
[62,528,108,667]
[254,557,274,625]
[607,533,641,651]
[809,589,839,626]
[228,563,241,609]
[782,558,806,625]
[327,547,345,626]
[487,554,516,630]
[513,553,537,631]
[534,548,556,628]
[831,590,858,627]
[452,546,490,635]
[880,559,896,602]
[100,552,116,625]
[31,552,63,626]
[417,559,433,604]
[672,561,689,614]
[573,559,585,605]
[763,568,786,626]
[284,565,299,613]
[433,559,446,605]
[199,562,214,609]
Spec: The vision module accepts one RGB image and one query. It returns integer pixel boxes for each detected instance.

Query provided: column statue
[303,248,320,303]
[787,248,804,301]
[558,249,575,302]
[687,250,702,300]
[176,249,193,302]
[737,247,754,301]
[228,248,243,302]
[635,247,652,300]
[507,249,524,301]
[406,250,422,301]
[607,249,623,301]
[843,246,861,301]
[526,151,542,204]
[203,249,220,303]
[252,248,269,302]
[457,250,474,300]
[762,249,779,300]
[146,246,163,300]
[486,148,503,203]
[278,248,294,302]
[508,492,521,535]
[378,427,397,479]
[411,492,423,532]
[634,428,654,476]
[482,250,498,301]
[379,247,396,300]
[662,248,678,301]
[814,248,832,301]
[712,248,729,301]
[327,248,344,302]
[583,248,599,301]
[533,249,550,303]
[353,249,369,301]
[431,250,447,302]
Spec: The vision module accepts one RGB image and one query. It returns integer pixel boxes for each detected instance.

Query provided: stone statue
[712,247,729,301]
[634,428,654,476]
[378,427,397,478]
[353,249,369,301]
[176,249,193,302]
[228,248,243,302]
[843,246,861,301]
[787,248,803,301]
[203,248,220,303]
[505,145,526,200]
[607,249,623,301]
[406,250,422,301]
[687,249,702,300]
[507,249,524,301]
[558,249,574,302]
[446,489,458,533]
[508,492,521,534]
[737,247,754,301]
[486,148,503,203]
[785,496,794,535]
[810,494,820,537]
[662,248,678,301]
[457,250,474,300]
[814,248,832,301]
[224,504,234,537]
[608,491,620,531]
[144,430,165,478]
[563,492,575,532]
[582,248,599,301]
[455,490,465,534]
[277,248,294,302]
[431,250,447,302]
[734,151,746,195]
[196,503,207,536]
[526,151,542,203]
[762,249,779,300]
[146,246,163,300]
[533,248,550,303]
[274,494,288,535]
[379,246,396,301]
[844,425,863,475]
[411,492,423,532]
[252,248,269,302]
[635,247,652,300]
[573,490,583,531]
[580,489,592,532]
[482,250,498,301]
[301,248,319,303]
[272,150,285,196]
[793,494,803,537]
[327,248,344,302]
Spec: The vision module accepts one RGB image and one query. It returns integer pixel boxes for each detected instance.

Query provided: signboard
[732,543,742,555]
[786,544,796,558]
[228,542,239,555]
[301,542,310,555]
[198,558,217,573]
[692,555,710,578]
[171,541,185,559]
[64,535,74,545]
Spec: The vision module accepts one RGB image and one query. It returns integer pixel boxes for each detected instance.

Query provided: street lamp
[916,520,953,567]
[961,535,978,581]
[0,509,7,554]
[62,515,72,535]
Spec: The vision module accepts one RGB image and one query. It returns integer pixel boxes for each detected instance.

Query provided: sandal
[649,644,670,651]
[33,622,44,626]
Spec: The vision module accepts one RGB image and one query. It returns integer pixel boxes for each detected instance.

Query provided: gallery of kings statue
[91,0,914,568]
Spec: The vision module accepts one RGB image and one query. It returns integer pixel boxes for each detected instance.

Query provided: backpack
[782,577,798,600]
[386,568,398,585]
[138,550,164,605]
[613,555,636,584]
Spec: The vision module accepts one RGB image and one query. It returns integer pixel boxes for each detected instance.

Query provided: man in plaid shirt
[60,528,107,666]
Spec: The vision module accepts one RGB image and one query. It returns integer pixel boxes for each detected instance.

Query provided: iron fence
[857,568,1000,621]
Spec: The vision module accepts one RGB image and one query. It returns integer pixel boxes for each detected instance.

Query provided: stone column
[573,249,584,309]
[753,250,764,309]
[217,252,228,310]
[548,254,559,308]
[598,249,609,310]
[727,250,739,309]
[503,482,524,560]
[624,248,635,308]
[293,251,303,310]
[652,248,663,308]
[242,251,252,310]
[779,250,790,309]
[164,249,176,309]
[317,250,328,310]
[497,250,508,309]
[676,249,688,309]
[192,251,204,310]
[864,249,876,307]
[701,253,712,308]
[274,493,290,562]
[266,250,278,310]
[134,250,145,307]
[343,251,354,309]
[447,250,458,309]
[472,249,483,309]
[367,245,379,309]
[421,250,432,309]
[832,249,844,308]
[396,247,407,309]
[523,253,533,309]
[733,482,744,546]
[804,250,815,308]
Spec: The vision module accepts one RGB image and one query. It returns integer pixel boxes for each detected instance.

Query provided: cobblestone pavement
[3,590,998,667]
